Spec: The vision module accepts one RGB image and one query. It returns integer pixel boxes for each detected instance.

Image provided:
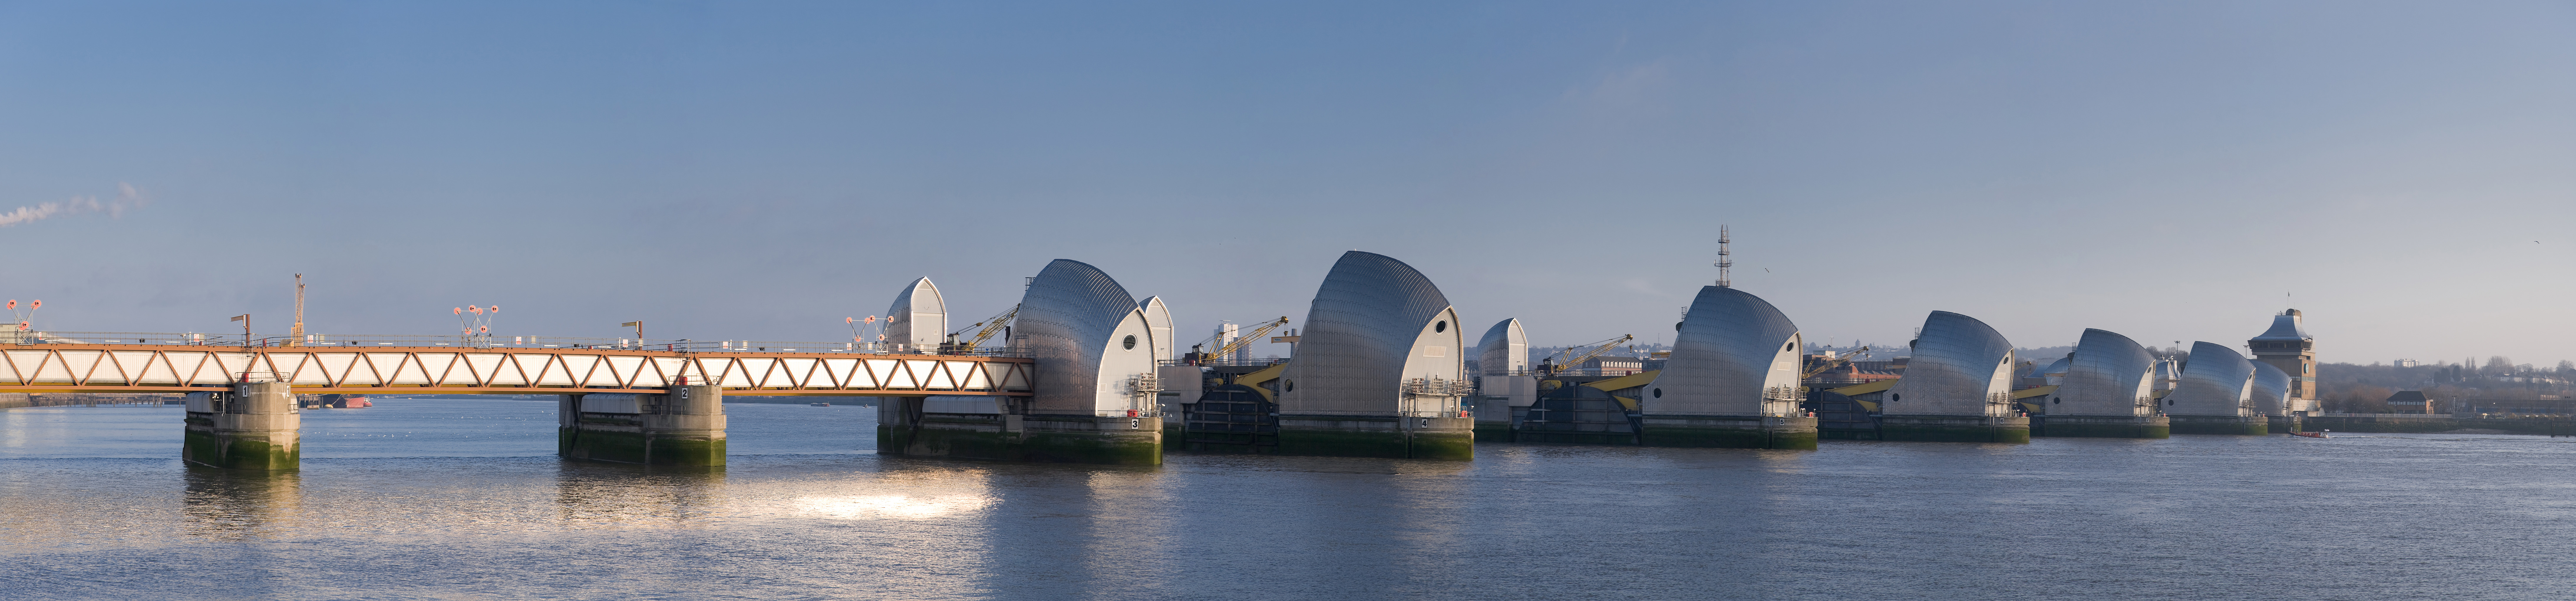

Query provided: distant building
[1849,358,1909,374]
[1572,356,1645,376]
[2395,358,2421,368]
[1803,361,1901,389]
[2384,390,2434,415]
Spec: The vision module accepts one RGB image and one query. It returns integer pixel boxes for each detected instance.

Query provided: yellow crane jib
[951,304,1020,352]
[1201,317,1290,364]
[1543,334,1633,376]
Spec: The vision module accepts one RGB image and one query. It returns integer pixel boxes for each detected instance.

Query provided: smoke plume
[0,183,147,227]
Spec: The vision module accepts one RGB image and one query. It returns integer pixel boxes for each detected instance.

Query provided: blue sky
[2,1,2570,365]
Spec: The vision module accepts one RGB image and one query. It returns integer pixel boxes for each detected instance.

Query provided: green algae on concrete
[183,426,301,471]
[647,435,725,467]
[558,387,727,466]
[2034,415,2171,438]
[1019,415,1162,464]
[1473,422,1514,443]
[1638,415,1818,450]
[560,425,724,466]
[1408,429,1475,460]
[1274,415,1474,460]
[1879,415,2032,443]
[1276,425,1410,458]
[2168,415,2271,435]
[878,401,1165,465]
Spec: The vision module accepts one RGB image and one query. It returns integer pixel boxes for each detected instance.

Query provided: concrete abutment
[558,386,727,467]
[1878,415,2032,443]
[2033,415,2171,438]
[1638,415,1819,450]
[878,396,1163,465]
[182,382,301,470]
[1275,415,1475,460]
[2168,414,2271,435]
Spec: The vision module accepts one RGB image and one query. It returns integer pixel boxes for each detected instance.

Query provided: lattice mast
[291,274,305,342]
[1715,224,1733,288]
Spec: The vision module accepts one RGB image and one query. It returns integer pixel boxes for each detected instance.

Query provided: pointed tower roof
[2252,309,2310,341]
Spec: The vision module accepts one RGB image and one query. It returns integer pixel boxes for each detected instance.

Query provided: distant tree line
[2317,357,2574,413]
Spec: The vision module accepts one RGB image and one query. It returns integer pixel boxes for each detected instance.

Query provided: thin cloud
[0,183,147,227]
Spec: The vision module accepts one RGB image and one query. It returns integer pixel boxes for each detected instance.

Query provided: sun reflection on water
[792,494,993,519]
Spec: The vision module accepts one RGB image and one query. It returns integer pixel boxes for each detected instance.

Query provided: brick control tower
[2247,309,2316,415]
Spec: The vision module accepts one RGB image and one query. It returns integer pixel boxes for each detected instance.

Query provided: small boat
[2289,430,2328,438]
[809,402,831,407]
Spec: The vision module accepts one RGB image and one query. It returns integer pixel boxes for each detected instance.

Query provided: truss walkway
[0,333,1032,396]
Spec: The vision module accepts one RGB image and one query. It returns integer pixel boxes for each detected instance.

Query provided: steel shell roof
[2050,328,2157,417]
[1641,285,1800,416]
[2247,360,2292,416]
[1282,251,1459,415]
[1886,311,2016,416]
[1017,259,1147,413]
[2166,341,2255,416]
[1477,318,1527,375]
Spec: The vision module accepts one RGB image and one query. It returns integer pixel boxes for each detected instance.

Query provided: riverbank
[2305,413,2574,435]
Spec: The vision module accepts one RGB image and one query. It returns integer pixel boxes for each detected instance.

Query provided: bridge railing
[1161,357,1291,368]
[3,331,1030,357]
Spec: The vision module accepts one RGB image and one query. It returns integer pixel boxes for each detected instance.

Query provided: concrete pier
[1639,415,1819,449]
[879,397,1163,464]
[1472,374,1533,443]
[559,385,727,466]
[1277,415,1474,459]
[2169,414,2270,435]
[1880,415,2032,443]
[183,382,301,470]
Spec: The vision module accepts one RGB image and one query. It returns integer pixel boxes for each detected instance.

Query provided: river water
[2,399,2571,600]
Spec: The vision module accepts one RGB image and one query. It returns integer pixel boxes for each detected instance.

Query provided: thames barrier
[0,250,2339,468]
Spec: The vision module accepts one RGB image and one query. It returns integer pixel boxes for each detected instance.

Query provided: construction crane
[1800,346,1873,380]
[1190,317,1290,364]
[1541,334,1633,376]
[947,304,1020,352]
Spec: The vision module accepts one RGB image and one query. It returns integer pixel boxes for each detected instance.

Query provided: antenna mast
[1715,224,1733,288]
[292,274,306,344]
